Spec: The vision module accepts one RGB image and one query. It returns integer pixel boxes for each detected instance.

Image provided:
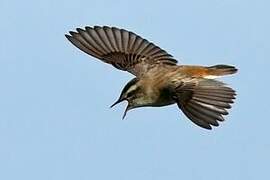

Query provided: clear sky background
[0,0,269,179]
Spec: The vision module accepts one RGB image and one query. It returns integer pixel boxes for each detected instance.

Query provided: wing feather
[67,32,102,58]
[94,26,114,52]
[103,26,118,52]
[121,29,129,52]
[66,26,177,76]
[85,27,108,53]
[173,78,236,129]
[75,28,105,55]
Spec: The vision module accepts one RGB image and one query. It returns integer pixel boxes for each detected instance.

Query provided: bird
[65,26,237,130]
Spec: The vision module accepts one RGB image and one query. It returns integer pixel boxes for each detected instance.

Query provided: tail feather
[175,79,236,130]
[207,64,238,76]
[180,65,237,79]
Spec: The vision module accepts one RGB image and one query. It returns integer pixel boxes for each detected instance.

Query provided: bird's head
[110,78,146,119]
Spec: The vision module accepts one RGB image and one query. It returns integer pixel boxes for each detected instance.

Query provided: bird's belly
[145,89,175,107]
[142,67,180,107]
[149,100,175,107]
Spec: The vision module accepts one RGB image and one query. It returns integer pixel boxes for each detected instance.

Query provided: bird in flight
[65,26,237,130]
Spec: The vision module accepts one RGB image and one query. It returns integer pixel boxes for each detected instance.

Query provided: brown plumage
[65,26,237,130]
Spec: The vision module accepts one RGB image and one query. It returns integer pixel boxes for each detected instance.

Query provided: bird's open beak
[122,104,131,120]
[110,98,131,120]
[110,98,125,108]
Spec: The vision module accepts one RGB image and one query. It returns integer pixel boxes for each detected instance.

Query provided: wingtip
[93,25,102,30]
[76,27,85,33]
[85,26,92,31]
[65,34,71,38]
[68,31,76,36]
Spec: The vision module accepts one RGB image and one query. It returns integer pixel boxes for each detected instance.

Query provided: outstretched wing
[65,26,177,77]
[173,78,236,130]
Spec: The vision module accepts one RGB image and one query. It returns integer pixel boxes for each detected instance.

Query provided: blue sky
[1,0,269,179]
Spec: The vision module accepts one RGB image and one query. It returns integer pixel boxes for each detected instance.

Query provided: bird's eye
[127,88,140,98]
[126,87,140,99]
[127,91,135,98]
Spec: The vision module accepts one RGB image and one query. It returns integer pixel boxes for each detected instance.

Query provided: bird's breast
[140,68,180,107]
